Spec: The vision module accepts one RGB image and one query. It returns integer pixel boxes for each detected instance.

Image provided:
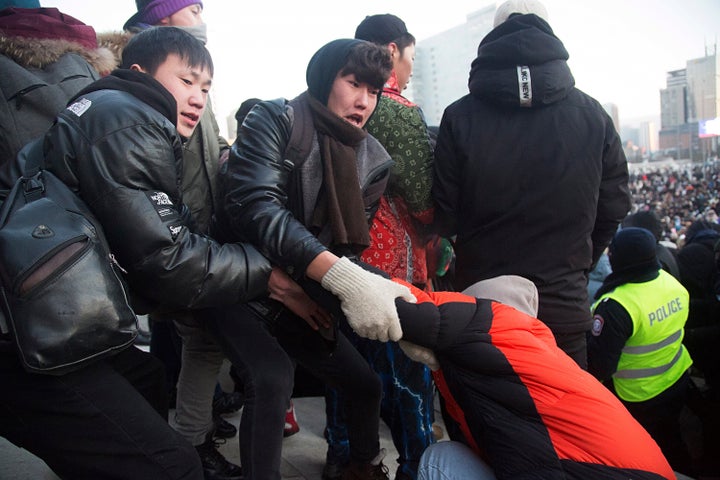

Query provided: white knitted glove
[399,340,440,371]
[321,257,415,341]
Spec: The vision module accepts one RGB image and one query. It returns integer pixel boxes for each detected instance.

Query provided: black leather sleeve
[221,99,327,275]
[44,92,271,310]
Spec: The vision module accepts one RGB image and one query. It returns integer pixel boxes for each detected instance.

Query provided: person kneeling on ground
[395,275,674,480]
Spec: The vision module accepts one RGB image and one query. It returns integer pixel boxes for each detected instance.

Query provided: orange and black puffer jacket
[395,283,675,480]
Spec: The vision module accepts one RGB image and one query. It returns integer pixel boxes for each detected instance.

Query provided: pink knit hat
[123,0,202,31]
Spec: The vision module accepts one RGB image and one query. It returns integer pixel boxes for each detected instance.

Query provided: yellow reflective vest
[593,270,693,402]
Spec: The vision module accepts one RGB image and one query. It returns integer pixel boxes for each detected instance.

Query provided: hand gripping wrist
[321,257,414,341]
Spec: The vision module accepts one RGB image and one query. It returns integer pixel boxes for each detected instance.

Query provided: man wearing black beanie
[323,13,436,480]
[216,38,401,480]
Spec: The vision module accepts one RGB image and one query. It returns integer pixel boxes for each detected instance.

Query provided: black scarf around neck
[304,92,369,252]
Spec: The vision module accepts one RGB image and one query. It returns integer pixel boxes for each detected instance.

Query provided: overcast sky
[44,0,720,131]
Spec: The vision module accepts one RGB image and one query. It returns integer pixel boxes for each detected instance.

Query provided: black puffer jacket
[432,14,630,334]
[40,70,271,311]
[220,95,392,275]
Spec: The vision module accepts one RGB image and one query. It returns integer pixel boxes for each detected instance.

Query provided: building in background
[639,121,659,157]
[411,3,633,140]
[603,103,620,132]
[659,44,719,160]
[687,47,720,123]
[660,69,688,128]
[411,4,496,126]
[387,4,719,162]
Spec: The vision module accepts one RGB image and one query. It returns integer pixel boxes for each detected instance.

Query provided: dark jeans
[205,299,382,480]
[149,317,183,402]
[0,346,202,480]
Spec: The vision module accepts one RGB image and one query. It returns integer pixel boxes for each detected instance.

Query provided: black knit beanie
[306,38,362,105]
[594,227,661,299]
[354,14,408,44]
[608,227,660,276]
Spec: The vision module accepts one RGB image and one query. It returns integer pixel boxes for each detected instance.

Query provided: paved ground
[2,387,714,480]
[0,357,438,480]
[0,394,432,480]
[1,354,717,479]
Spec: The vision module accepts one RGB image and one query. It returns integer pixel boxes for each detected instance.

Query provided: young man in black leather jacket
[1,27,304,480]
[215,39,413,480]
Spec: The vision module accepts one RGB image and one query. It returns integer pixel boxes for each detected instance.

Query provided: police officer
[588,227,694,476]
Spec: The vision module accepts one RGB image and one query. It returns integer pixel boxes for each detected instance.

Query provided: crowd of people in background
[1,0,719,479]
[628,160,719,247]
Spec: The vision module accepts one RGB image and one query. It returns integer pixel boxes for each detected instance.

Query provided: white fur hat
[493,0,549,27]
[462,275,539,317]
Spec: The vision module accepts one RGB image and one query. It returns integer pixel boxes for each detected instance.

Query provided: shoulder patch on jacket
[145,191,183,240]
[67,98,92,117]
[147,191,175,212]
[591,314,604,336]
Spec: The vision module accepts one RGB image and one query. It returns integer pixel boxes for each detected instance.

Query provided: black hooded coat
[432,14,631,335]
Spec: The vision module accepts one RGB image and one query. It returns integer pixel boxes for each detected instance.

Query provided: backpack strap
[278,94,316,225]
[284,94,314,168]
[19,140,46,202]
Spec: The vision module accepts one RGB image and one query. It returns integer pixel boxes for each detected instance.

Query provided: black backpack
[0,141,137,375]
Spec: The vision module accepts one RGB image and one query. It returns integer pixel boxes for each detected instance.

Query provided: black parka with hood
[432,14,631,335]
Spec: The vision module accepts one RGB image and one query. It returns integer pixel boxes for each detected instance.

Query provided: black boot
[341,449,389,480]
[195,438,243,480]
[213,412,237,439]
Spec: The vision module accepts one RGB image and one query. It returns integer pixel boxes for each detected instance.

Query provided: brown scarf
[305,93,370,252]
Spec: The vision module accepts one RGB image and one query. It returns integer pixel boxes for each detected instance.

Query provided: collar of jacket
[71,69,177,128]
[382,71,417,108]
[595,269,660,300]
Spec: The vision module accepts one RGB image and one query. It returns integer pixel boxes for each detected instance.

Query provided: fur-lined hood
[0,33,116,75]
[96,30,132,70]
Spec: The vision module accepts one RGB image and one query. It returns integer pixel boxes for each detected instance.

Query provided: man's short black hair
[354,13,415,50]
[392,33,416,54]
[121,26,214,77]
[341,41,393,92]
[306,39,392,105]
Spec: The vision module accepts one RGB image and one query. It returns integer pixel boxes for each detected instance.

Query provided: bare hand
[268,267,332,331]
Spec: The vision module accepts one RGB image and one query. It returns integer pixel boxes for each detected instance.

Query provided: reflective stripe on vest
[595,270,692,402]
[621,329,682,355]
[614,340,684,379]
